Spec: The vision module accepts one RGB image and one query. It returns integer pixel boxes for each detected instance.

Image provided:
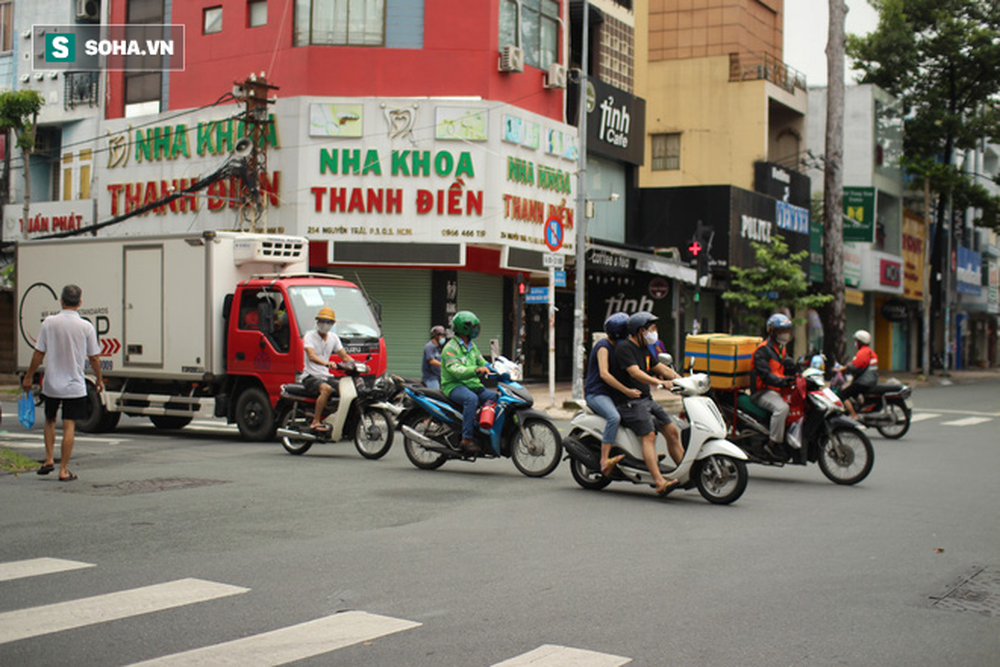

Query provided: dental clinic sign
[956,246,983,296]
[34,25,185,71]
[585,79,646,165]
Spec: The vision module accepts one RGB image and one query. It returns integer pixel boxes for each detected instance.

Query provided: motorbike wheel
[353,408,394,459]
[875,401,911,439]
[279,407,313,455]
[569,457,612,491]
[402,415,448,470]
[818,426,874,485]
[694,455,748,505]
[510,418,563,478]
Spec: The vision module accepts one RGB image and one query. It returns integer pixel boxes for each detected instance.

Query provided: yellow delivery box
[684,334,762,389]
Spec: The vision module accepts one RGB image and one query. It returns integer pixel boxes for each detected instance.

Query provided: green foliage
[721,234,834,333]
[847,0,1000,228]
[0,90,45,150]
[0,262,12,287]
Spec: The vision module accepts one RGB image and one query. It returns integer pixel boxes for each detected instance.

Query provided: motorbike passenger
[441,310,496,456]
[584,313,642,477]
[302,306,356,433]
[422,325,447,389]
[840,329,879,420]
[610,312,683,495]
[751,313,795,460]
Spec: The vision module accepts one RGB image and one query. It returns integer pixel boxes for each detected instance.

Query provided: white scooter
[563,358,749,504]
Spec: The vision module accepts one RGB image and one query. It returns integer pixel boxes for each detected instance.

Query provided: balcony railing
[729,52,807,94]
[64,71,100,110]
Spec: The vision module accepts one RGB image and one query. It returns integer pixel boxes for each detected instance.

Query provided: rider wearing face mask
[751,313,795,459]
[609,311,683,496]
[422,325,447,390]
[302,306,355,432]
[840,329,879,419]
[440,311,496,456]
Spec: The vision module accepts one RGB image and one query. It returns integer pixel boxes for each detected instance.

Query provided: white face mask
[776,332,792,345]
[317,322,334,335]
[644,330,659,346]
[438,337,446,346]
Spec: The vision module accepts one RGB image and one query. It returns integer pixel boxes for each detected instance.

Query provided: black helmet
[627,311,659,335]
[604,312,629,341]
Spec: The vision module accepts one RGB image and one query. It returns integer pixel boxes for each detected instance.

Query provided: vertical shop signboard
[843,186,876,243]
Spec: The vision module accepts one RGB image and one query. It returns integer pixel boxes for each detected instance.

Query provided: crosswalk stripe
[940,416,993,427]
[0,558,95,583]
[125,611,421,666]
[0,578,249,645]
[491,644,631,666]
[910,413,941,423]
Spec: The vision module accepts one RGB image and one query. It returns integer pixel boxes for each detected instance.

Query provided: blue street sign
[526,287,549,304]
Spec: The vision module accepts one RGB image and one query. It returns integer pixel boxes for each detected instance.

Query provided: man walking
[22,285,103,482]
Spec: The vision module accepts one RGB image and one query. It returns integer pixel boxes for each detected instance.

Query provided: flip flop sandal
[58,473,78,482]
[36,464,55,475]
[656,478,679,496]
[600,454,625,477]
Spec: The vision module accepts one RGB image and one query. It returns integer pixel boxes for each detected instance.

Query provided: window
[0,0,12,53]
[499,0,560,70]
[204,6,223,34]
[651,133,680,171]
[125,0,163,117]
[249,0,267,27]
[294,0,385,46]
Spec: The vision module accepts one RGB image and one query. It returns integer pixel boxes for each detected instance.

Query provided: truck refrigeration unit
[17,232,386,439]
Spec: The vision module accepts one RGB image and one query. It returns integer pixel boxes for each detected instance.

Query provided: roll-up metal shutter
[339,268,431,378]
[457,272,505,358]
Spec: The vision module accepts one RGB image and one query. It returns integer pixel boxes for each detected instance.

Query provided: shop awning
[589,242,698,285]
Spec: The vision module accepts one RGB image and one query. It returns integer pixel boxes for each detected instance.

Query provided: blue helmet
[766,313,792,333]
[604,312,629,341]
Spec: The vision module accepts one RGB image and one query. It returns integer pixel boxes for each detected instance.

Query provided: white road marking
[940,416,993,427]
[126,611,421,666]
[492,644,631,666]
[910,413,941,423]
[0,432,124,445]
[916,408,1000,417]
[0,558,95,583]
[0,578,249,645]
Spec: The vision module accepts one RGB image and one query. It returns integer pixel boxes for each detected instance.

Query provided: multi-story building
[632,0,811,347]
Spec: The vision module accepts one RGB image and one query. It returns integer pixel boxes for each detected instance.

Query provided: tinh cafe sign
[585,78,646,165]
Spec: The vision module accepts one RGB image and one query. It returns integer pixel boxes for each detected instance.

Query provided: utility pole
[922,179,932,376]
[571,0,590,402]
[234,73,277,233]
[822,0,847,365]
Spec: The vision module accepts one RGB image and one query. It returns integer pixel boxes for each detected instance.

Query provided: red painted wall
[108,0,565,122]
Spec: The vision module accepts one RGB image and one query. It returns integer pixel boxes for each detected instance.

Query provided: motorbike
[275,360,402,458]
[711,367,874,485]
[835,371,914,440]
[563,366,750,505]
[398,357,563,477]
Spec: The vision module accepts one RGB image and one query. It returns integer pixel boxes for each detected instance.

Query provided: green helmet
[452,311,481,339]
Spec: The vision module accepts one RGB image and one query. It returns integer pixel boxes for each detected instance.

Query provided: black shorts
[302,374,334,395]
[617,397,672,437]
[839,379,875,403]
[43,395,90,421]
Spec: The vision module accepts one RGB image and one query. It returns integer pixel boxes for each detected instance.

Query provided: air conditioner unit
[76,0,100,22]
[544,63,567,89]
[498,45,524,73]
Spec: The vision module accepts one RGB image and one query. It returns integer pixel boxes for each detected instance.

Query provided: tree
[722,235,834,335]
[0,90,45,241]
[823,0,848,368]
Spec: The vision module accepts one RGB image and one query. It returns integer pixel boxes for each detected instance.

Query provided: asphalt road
[0,381,998,666]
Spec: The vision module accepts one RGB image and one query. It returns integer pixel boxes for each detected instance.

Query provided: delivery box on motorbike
[685,334,761,389]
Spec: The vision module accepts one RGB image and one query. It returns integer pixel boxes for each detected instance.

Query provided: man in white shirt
[22,285,104,482]
[302,306,355,432]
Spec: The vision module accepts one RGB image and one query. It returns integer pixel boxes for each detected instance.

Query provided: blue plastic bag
[18,391,35,430]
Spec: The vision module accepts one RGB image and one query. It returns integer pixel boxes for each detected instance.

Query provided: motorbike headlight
[355,363,369,374]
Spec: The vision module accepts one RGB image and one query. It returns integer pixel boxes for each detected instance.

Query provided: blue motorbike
[398,358,563,477]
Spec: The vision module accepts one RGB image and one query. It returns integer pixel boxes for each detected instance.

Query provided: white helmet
[854,329,871,345]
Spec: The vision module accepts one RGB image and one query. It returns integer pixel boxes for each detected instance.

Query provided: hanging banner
[901,210,926,300]
[843,186,875,243]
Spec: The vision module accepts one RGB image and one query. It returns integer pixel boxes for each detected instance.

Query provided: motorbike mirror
[658,353,673,368]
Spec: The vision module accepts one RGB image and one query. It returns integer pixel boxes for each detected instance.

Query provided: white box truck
[16,232,386,439]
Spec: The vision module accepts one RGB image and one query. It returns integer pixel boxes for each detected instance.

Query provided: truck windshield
[287,285,381,338]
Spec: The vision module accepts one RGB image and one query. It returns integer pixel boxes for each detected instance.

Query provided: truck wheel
[150,416,193,430]
[235,387,275,441]
[76,383,120,433]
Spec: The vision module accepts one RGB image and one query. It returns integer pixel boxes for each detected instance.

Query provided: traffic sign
[526,287,549,304]
[543,253,565,268]
[544,218,564,252]
[554,270,566,287]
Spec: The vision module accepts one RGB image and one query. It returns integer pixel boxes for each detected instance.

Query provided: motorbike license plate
[904,397,913,410]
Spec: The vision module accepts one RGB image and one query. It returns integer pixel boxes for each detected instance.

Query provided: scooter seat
[737,392,772,422]
[409,386,464,409]
[867,383,902,394]
[282,383,318,398]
